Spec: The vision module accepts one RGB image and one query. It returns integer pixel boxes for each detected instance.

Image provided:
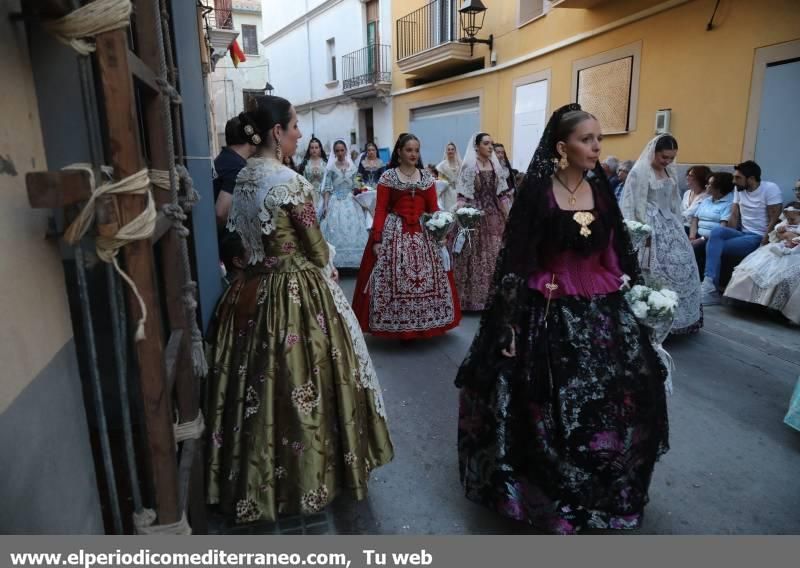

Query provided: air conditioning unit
[655,109,671,134]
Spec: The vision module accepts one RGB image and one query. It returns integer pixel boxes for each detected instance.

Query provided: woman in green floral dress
[206,95,393,523]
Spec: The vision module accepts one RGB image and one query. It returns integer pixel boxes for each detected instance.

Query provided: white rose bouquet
[453,207,483,254]
[624,219,653,251]
[421,211,456,271]
[625,281,679,395]
[421,210,456,242]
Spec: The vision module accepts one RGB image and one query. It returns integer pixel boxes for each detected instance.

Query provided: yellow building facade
[391,0,800,188]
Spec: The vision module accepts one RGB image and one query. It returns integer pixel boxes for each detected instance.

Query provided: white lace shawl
[226,157,316,264]
[455,132,508,199]
[620,134,681,223]
[436,142,462,184]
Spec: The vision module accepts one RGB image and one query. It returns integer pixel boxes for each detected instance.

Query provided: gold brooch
[573,211,595,238]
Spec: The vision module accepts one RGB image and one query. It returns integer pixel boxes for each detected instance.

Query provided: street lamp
[458,0,493,57]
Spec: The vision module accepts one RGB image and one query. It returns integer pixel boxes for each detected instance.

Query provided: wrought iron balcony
[395,0,480,78]
[207,0,234,31]
[342,44,392,97]
[396,0,464,60]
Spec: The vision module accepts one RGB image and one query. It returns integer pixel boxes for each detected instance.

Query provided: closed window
[519,0,544,26]
[577,57,633,133]
[572,42,642,134]
[241,24,258,55]
[327,38,337,82]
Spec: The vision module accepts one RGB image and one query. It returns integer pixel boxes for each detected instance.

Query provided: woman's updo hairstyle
[552,110,595,155]
[474,132,490,148]
[389,133,422,169]
[238,95,292,147]
[655,134,678,153]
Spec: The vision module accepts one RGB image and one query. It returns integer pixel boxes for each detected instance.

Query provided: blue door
[755,58,800,202]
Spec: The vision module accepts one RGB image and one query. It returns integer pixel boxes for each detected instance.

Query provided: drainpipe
[304,0,316,135]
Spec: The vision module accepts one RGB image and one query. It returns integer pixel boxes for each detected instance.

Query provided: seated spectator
[615,160,633,201]
[682,165,712,231]
[688,172,735,275]
[214,117,257,229]
[601,156,620,192]
[701,160,784,305]
[724,202,800,324]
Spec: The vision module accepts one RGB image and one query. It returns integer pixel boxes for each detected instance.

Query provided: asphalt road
[329,276,800,535]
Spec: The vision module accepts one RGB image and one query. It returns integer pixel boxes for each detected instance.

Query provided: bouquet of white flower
[624,219,653,251]
[421,210,455,241]
[453,207,483,254]
[420,211,456,270]
[625,282,679,395]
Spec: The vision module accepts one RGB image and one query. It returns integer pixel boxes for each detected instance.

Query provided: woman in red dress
[353,134,461,339]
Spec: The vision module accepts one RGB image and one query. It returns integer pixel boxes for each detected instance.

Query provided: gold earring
[275,135,283,162]
[559,153,569,170]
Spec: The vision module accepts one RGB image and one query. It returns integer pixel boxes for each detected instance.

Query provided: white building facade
[262,0,394,162]
[206,0,271,151]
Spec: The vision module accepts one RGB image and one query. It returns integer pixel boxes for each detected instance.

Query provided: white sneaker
[700,278,716,295]
[702,286,722,306]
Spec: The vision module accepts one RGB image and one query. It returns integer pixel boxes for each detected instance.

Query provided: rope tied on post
[42,0,133,56]
[174,410,205,443]
[133,509,192,535]
[63,165,155,341]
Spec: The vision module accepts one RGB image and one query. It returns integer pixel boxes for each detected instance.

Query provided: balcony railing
[343,44,392,90]
[396,0,465,61]
[207,7,233,30]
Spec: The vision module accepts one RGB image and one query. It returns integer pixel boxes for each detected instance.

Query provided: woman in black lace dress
[456,104,669,534]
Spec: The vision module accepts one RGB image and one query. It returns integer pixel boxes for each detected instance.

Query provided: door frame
[742,39,800,161]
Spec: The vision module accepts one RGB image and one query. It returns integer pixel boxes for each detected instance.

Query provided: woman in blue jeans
[689,172,734,276]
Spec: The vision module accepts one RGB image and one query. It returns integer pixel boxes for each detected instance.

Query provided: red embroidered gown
[353,169,461,339]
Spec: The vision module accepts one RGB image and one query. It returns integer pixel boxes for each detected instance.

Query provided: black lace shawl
[455,103,643,391]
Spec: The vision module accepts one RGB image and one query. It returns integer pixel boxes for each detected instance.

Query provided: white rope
[150,167,200,212]
[63,165,155,341]
[133,509,192,535]
[43,0,132,56]
[174,410,205,443]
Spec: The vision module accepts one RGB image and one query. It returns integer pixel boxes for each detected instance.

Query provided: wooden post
[94,28,180,525]
[134,0,207,533]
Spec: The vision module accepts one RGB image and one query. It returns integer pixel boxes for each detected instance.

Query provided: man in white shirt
[701,160,784,305]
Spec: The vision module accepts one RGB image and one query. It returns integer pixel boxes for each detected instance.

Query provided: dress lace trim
[378,168,435,192]
[317,258,387,419]
[227,157,316,264]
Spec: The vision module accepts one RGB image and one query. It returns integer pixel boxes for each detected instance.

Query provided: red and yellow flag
[229,39,246,68]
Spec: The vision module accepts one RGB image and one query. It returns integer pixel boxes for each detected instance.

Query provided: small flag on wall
[230,39,246,68]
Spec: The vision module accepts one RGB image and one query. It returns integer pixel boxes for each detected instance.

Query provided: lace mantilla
[317,264,387,419]
[378,168,435,192]
[227,157,316,264]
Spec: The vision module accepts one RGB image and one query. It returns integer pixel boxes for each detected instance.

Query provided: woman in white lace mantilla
[435,141,461,212]
[320,139,371,268]
[205,96,393,524]
[620,134,702,334]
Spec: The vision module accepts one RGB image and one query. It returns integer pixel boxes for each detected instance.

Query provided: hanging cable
[706,0,722,31]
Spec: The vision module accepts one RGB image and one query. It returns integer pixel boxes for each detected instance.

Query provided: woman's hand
[372,243,381,257]
[330,267,339,282]
[500,326,517,358]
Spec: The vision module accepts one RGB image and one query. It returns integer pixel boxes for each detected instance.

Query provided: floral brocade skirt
[205,267,393,523]
[457,291,669,534]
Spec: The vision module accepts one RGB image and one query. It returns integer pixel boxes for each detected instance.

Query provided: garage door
[408,97,480,167]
